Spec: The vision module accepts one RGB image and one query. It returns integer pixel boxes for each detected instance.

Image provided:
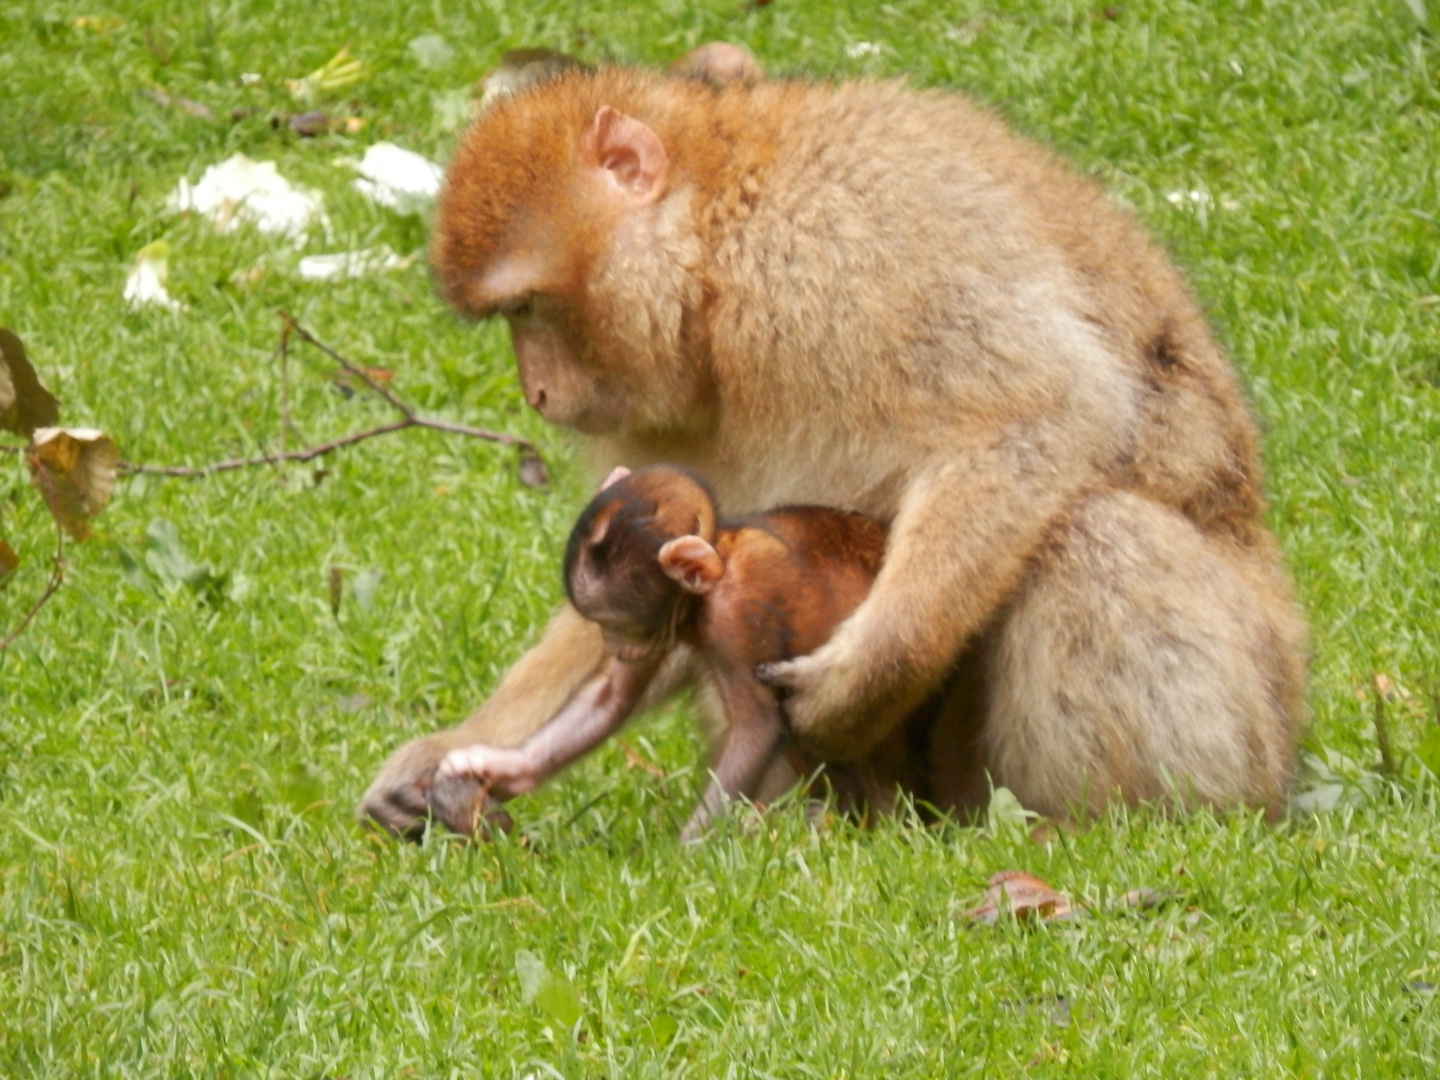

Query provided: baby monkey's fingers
[437,744,541,798]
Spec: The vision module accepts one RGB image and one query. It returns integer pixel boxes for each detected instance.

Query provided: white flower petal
[168,153,322,235]
[296,245,407,281]
[352,142,445,215]
[123,246,185,311]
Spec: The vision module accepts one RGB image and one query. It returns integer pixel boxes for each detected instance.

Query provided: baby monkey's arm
[437,654,660,799]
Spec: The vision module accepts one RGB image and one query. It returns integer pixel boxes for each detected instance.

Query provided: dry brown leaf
[141,88,217,121]
[287,110,333,138]
[0,539,19,581]
[25,427,120,541]
[329,367,395,396]
[1117,887,1179,911]
[619,740,666,778]
[517,450,549,490]
[1027,819,1079,845]
[959,870,1080,926]
[0,329,61,438]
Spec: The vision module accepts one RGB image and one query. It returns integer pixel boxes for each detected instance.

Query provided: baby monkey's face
[575,582,683,663]
[596,621,665,663]
[565,466,719,664]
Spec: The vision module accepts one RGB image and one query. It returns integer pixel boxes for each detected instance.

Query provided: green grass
[2,1,1438,1075]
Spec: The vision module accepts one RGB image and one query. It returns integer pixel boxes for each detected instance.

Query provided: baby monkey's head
[564,465,724,661]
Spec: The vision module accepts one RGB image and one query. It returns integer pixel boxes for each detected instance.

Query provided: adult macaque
[361,61,1307,836]
[437,466,925,839]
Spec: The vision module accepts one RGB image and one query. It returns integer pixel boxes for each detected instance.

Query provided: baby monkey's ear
[599,465,632,490]
[658,535,724,593]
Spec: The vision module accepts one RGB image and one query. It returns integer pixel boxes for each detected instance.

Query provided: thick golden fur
[363,66,1306,835]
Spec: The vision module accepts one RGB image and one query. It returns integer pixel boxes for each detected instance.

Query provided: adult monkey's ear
[581,106,669,206]
[657,535,724,594]
[669,42,764,85]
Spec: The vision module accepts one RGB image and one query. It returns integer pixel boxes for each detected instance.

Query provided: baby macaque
[437,465,924,840]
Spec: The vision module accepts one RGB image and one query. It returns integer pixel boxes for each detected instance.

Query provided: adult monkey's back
[361,67,1307,836]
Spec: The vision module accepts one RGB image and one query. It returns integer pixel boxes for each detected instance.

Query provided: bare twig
[1373,673,1398,778]
[0,314,548,646]
[118,311,544,478]
[276,315,294,460]
[119,419,415,476]
[0,524,66,652]
[140,87,217,121]
[280,310,417,417]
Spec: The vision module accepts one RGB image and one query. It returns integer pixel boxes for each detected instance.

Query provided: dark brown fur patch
[1145,324,1181,370]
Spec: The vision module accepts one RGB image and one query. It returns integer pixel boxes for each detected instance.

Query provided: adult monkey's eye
[502,294,535,319]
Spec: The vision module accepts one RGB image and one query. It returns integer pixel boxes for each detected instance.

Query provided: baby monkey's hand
[437,744,543,799]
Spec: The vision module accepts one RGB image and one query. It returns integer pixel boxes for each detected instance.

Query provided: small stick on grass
[275,314,294,462]
[1373,673,1398,778]
[0,525,66,652]
[118,311,546,482]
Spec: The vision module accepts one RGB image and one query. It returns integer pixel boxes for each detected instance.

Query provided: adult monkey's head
[431,68,725,438]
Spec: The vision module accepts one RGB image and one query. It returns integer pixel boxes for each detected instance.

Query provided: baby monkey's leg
[680,672,789,842]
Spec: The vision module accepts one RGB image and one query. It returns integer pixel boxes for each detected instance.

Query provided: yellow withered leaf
[0,539,19,581]
[0,329,61,438]
[25,427,120,542]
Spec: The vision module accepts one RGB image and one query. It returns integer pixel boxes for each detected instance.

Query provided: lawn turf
[2,1,1439,1076]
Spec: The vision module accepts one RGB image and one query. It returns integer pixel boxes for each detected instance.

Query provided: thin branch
[4,315,545,651]
[276,315,294,460]
[279,310,418,419]
[119,418,415,476]
[140,87,217,121]
[1373,674,1398,778]
[118,312,544,477]
[0,525,66,652]
[410,415,535,443]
